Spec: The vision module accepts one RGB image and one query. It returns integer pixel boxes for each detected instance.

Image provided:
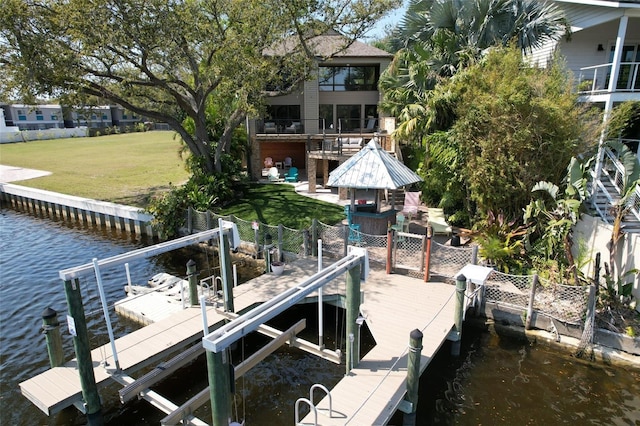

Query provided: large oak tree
[0,0,398,174]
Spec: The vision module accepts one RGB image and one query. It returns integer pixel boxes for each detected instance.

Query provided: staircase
[590,148,640,234]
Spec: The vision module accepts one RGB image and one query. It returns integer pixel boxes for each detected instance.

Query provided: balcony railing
[256,117,379,136]
[578,61,640,94]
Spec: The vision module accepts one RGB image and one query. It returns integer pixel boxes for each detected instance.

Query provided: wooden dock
[20,256,459,425]
[301,270,457,425]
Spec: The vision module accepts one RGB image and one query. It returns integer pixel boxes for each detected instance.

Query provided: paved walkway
[0,165,51,183]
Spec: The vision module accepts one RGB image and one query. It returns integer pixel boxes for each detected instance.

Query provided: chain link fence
[185,207,591,330]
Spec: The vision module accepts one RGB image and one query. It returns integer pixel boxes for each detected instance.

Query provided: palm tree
[381,0,570,140]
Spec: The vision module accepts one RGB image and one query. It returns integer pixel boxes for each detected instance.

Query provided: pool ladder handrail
[294,383,333,425]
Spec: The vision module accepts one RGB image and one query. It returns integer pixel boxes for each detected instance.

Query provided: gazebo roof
[327,139,422,189]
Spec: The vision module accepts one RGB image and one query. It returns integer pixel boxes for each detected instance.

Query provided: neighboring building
[249,31,395,187]
[2,104,65,130]
[1,104,145,130]
[530,0,640,234]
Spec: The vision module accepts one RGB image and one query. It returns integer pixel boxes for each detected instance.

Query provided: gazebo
[327,139,422,233]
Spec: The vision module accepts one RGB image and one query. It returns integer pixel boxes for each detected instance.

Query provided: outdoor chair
[402,191,422,219]
[344,205,362,245]
[283,157,292,169]
[267,167,282,182]
[264,122,277,133]
[284,166,298,182]
[427,207,452,235]
[390,212,407,242]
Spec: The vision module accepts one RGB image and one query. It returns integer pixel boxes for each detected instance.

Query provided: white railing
[578,61,640,94]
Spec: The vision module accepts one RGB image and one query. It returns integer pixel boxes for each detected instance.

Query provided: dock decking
[20,256,459,425]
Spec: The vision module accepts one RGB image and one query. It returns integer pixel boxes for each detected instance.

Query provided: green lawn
[0,131,189,207]
[218,184,345,228]
[0,132,345,226]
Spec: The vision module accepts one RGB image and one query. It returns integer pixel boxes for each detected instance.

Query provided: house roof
[267,30,393,60]
[327,139,422,190]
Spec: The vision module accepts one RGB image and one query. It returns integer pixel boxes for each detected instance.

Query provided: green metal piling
[403,329,423,426]
[187,259,198,306]
[220,234,234,313]
[207,348,232,426]
[63,278,103,425]
[451,275,466,356]
[41,307,64,368]
[346,262,362,375]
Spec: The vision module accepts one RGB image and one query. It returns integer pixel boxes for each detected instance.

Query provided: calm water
[1,209,639,425]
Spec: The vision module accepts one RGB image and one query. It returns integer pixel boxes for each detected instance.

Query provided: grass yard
[218,183,345,228]
[0,131,189,207]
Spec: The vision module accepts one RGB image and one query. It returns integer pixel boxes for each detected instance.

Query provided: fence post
[187,206,193,234]
[42,307,64,368]
[593,252,601,296]
[187,259,198,307]
[278,224,284,262]
[471,245,478,265]
[525,274,539,330]
[404,329,423,426]
[311,219,319,257]
[424,226,432,282]
[343,225,349,256]
[386,228,392,274]
[451,274,466,356]
[220,234,235,313]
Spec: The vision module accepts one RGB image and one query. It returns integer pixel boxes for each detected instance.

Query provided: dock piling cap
[42,307,57,319]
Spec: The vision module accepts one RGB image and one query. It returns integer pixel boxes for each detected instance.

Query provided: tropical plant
[475,211,526,273]
[523,156,594,284]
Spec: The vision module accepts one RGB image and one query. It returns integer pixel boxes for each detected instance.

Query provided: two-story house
[2,104,65,130]
[249,31,394,189]
[529,0,640,233]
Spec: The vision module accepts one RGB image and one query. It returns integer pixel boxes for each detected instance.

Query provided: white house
[2,104,65,130]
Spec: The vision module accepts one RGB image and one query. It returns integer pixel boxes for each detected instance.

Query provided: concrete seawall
[0,183,157,237]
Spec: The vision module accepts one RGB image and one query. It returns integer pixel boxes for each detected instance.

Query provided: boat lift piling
[219,218,235,313]
[403,328,424,426]
[63,278,104,425]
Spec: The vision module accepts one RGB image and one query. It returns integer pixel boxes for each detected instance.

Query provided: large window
[319,65,379,91]
[337,105,360,131]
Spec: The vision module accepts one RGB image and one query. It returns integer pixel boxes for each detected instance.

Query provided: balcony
[578,62,640,103]
[255,117,379,137]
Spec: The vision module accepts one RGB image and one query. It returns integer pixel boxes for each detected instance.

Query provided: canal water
[1,209,639,425]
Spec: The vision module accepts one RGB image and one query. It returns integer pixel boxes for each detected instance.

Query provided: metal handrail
[578,61,640,93]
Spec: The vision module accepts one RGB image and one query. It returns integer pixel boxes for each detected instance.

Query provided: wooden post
[207,348,232,426]
[525,275,539,330]
[451,275,466,356]
[277,224,284,262]
[187,259,198,307]
[471,245,478,265]
[343,224,349,256]
[424,226,432,282]
[41,307,64,368]
[63,278,103,425]
[346,262,362,375]
[220,234,235,313]
[386,227,392,274]
[403,329,423,426]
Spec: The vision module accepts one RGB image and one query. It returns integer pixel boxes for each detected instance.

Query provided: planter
[271,262,285,276]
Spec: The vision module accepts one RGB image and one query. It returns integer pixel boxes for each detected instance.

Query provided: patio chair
[344,205,362,245]
[283,157,292,169]
[264,122,277,133]
[402,191,422,219]
[427,207,452,235]
[264,157,273,168]
[390,212,407,242]
[267,167,281,182]
[284,166,298,182]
